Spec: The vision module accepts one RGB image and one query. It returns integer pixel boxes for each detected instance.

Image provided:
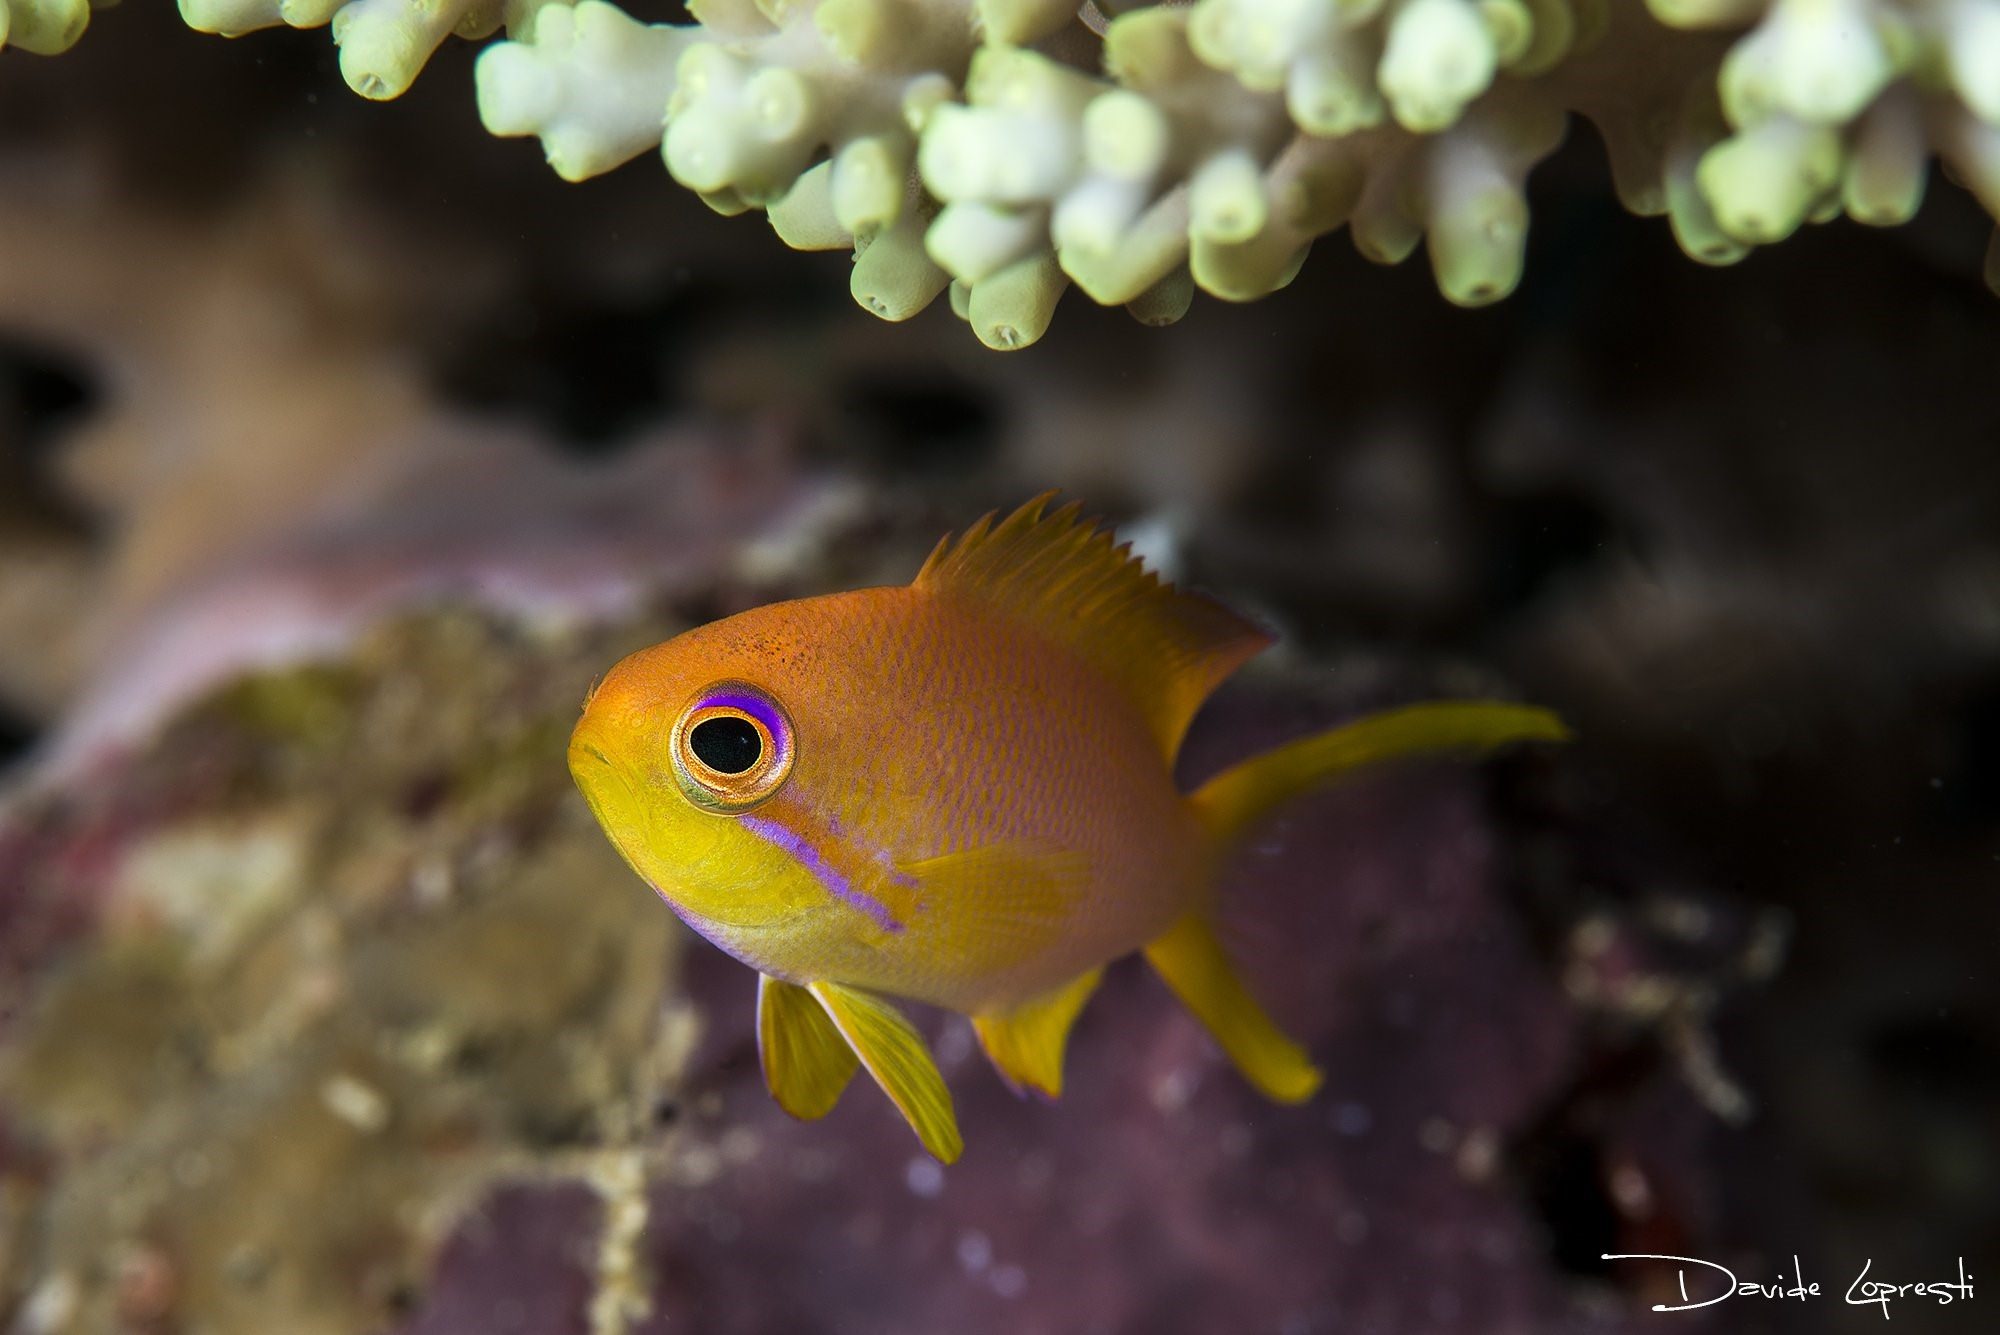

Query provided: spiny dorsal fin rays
[757,974,859,1121]
[972,967,1103,1098]
[809,980,963,1163]
[913,494,1273,762]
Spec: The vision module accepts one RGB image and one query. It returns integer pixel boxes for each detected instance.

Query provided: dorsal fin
[913,494,1273,759]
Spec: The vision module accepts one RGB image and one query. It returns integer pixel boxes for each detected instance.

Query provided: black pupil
[689,716,762,774]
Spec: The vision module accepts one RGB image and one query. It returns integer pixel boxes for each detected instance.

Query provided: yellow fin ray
[1144,913,1323,1104]
[757,974,859,1121]
[1191,701,1570,852]
[972,968,1103,1098]
[913,494,1272,760]
[895,843,1088,966]
[809,980,963,1163]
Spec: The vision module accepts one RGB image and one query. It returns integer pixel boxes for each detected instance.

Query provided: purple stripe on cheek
[739,815,904,934]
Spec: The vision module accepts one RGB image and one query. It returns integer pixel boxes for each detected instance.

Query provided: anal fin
[973,968,1102,1098]
[757,974,859,1120]
[1144,913,1322,1104]
[809,980,963,1163]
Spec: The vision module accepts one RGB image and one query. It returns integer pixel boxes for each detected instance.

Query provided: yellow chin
[567,733,819,942]
[567,736,635,847]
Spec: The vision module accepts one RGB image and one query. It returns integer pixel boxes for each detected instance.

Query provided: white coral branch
[39,0,2000,344]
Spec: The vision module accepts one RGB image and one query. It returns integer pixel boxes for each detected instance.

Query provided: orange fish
[569,496,1565,1161]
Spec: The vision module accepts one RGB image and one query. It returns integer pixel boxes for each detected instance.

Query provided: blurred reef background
[0,7,1998,1334]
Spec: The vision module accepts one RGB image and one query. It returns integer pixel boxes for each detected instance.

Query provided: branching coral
[178,0,561,100]
[0,0,95,51]
[12,0,2000,344]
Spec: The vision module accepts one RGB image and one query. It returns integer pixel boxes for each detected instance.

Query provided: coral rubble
[0,612,693,1335]
[8,0,2000,344]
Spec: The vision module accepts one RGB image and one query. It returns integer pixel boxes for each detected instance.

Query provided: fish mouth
[569,737,614,773]
[566,739,624,829]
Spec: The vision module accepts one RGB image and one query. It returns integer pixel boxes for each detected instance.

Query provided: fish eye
[671,681,794,813]
[689,716,760,773]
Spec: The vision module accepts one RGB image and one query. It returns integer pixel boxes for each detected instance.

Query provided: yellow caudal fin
[1144,913,1322,1103]
[1159,700,1567,1103]
[914,494,1272,759]
[809,980,963,1163]
[1190,700,1570,853]
[757,975,859,1121]
[972,968,1103,1098]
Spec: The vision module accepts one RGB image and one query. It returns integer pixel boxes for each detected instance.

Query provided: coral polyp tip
[6,0,91,53]
[31,0,2000,342]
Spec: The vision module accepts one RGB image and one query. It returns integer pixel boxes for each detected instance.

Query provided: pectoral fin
[895,843,1088,969]
[1144,913,1322,1104]
[973,968,1103,1098]
[757,974,859,1121]
[809,980,963,1163]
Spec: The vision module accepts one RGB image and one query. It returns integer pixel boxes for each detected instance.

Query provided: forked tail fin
[1189,700,1569,853]
[1144,913,1325,1103]
[1146,700,1570,1104]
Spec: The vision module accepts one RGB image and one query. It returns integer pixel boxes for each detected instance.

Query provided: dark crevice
[1,337,95,446]
[1518,1129,1625,1278]
[1507,1044,1664,1281]
[430,268,854,456]
[0,701,40,770]
[830,372,1000,476]
[0,334,102,535]
[432,288,706,453]
[1480,486,1621,616]
[1487,751,1770,1289]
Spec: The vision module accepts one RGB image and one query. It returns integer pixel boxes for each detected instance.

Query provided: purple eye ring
[670,680,795,813]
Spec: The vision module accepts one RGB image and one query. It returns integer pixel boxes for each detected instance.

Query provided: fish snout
[567,719,641,825]
[566,720,616,782]
[568,734,613,774]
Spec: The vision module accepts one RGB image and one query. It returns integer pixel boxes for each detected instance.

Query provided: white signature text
[1601,1253,1975,1320]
